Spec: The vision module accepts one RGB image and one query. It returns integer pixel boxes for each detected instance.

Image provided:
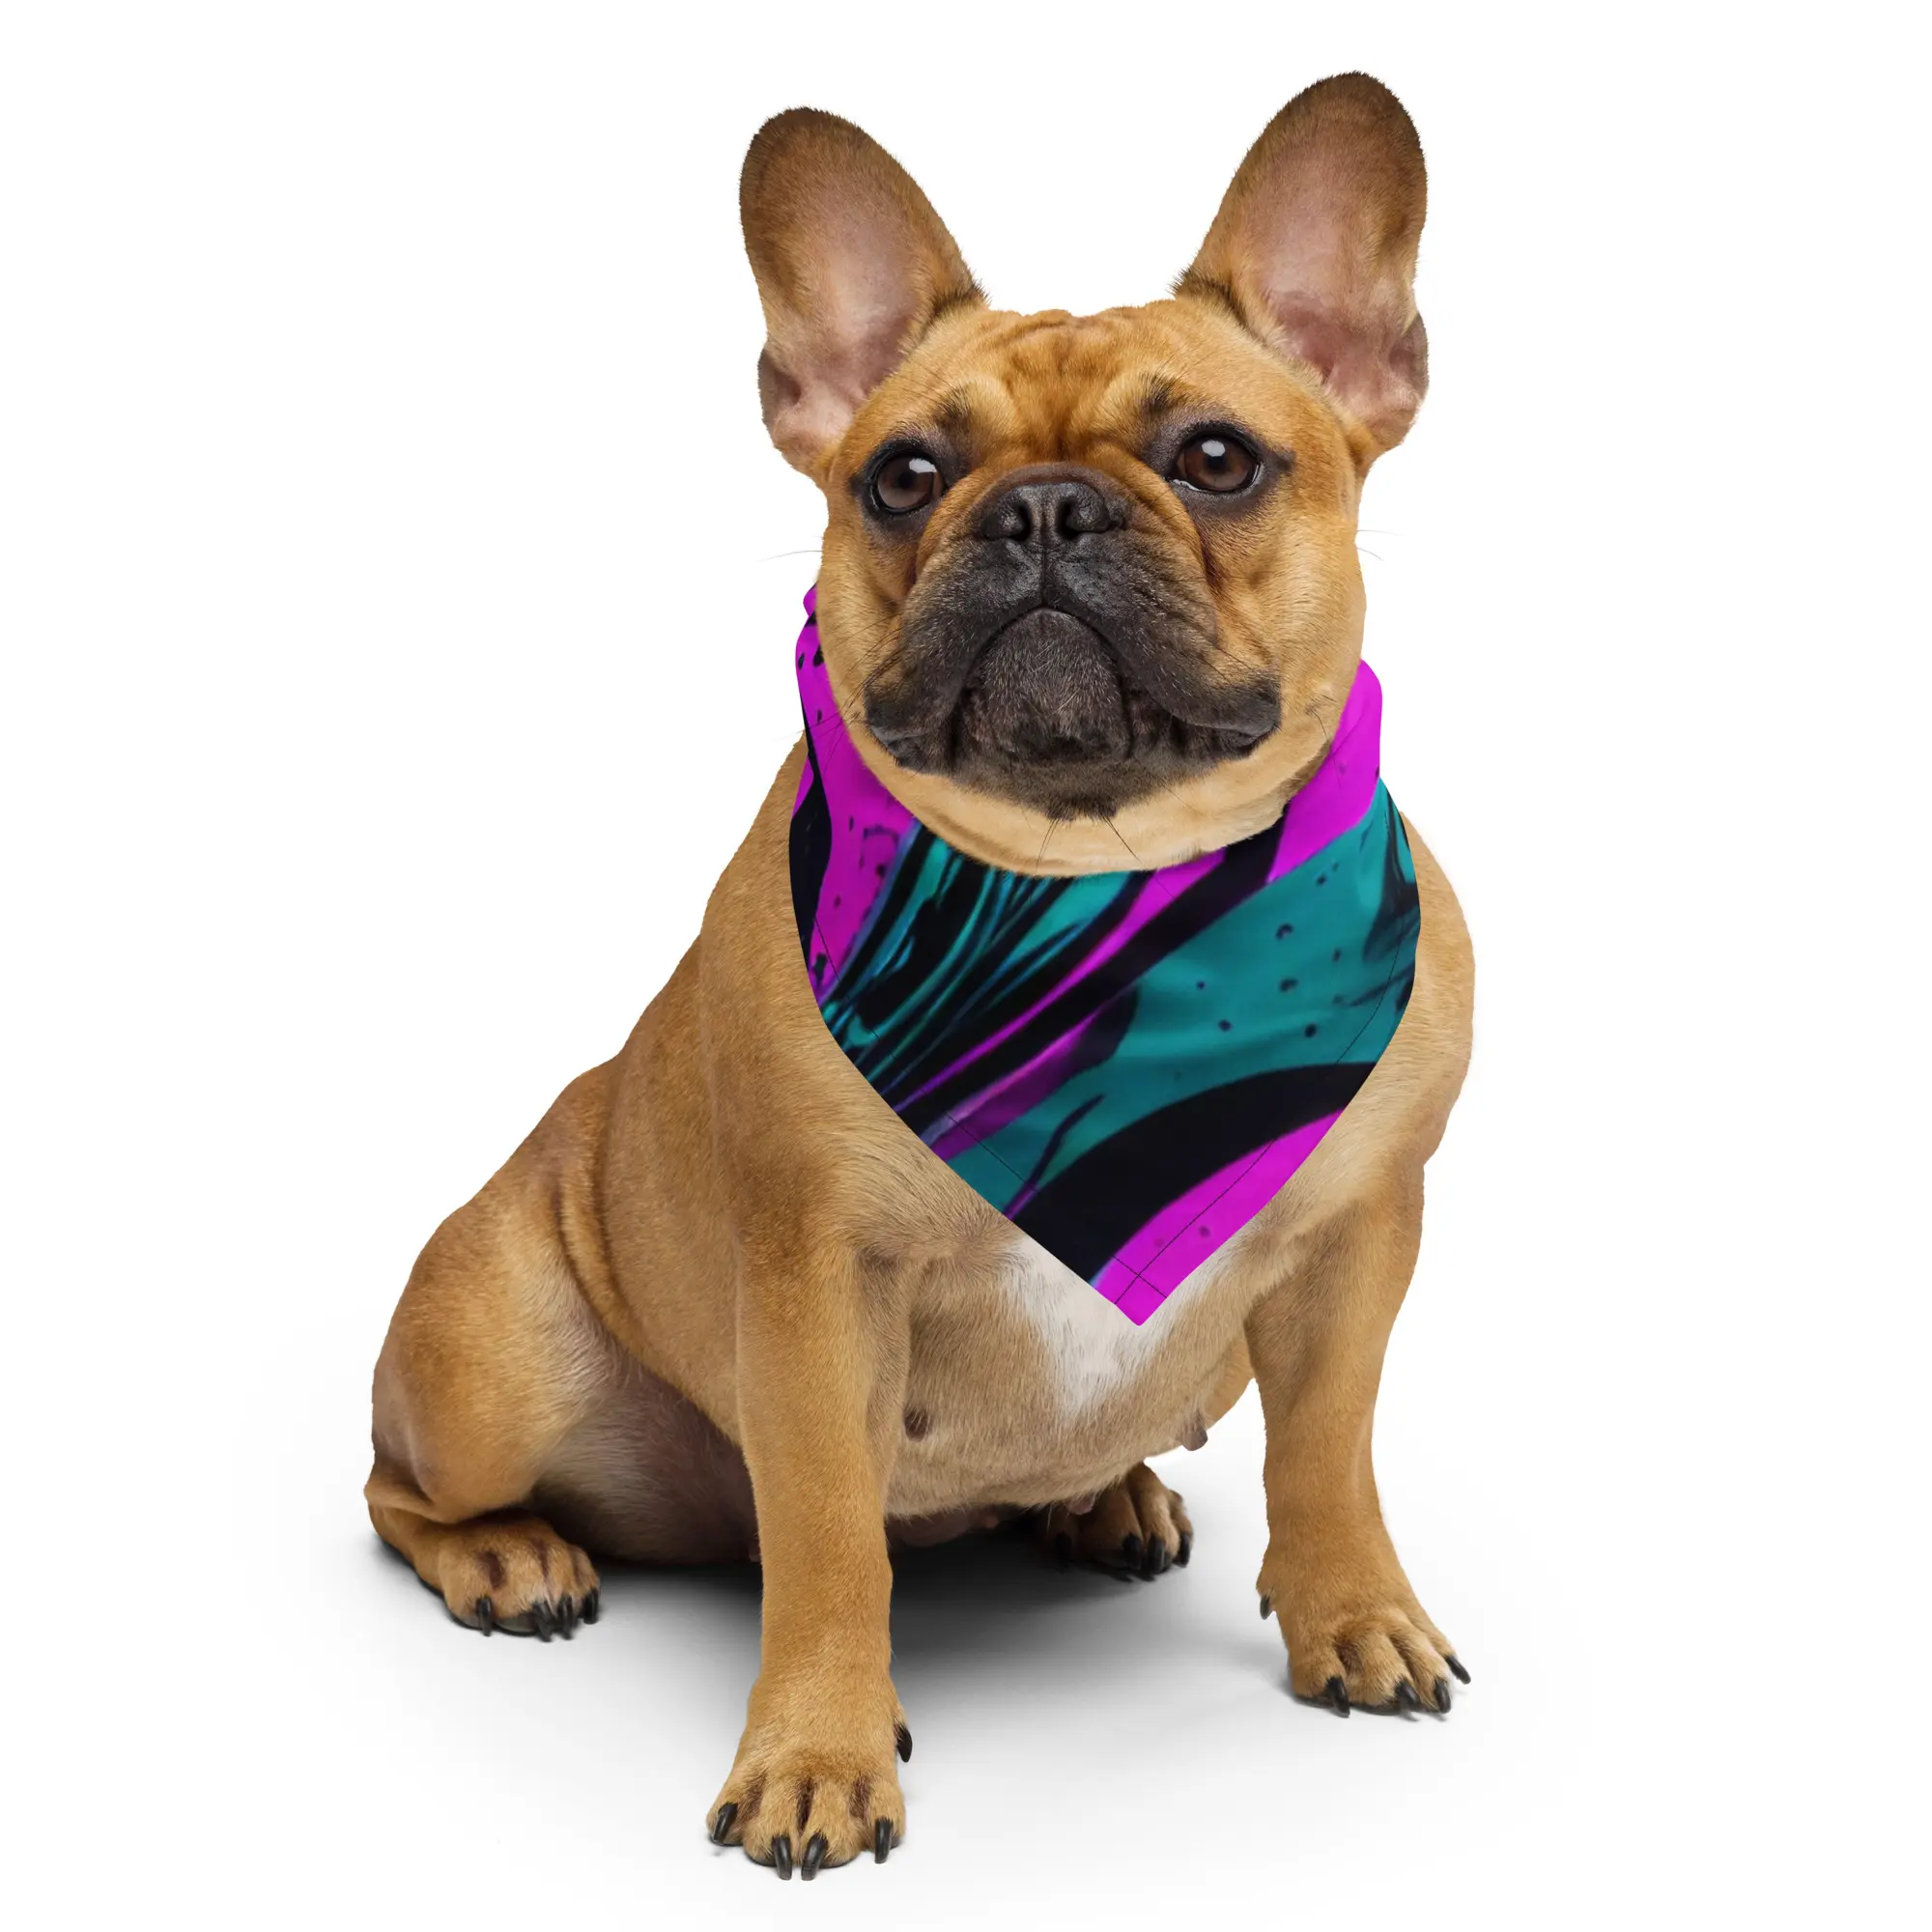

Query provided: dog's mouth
[867,606,1278,819]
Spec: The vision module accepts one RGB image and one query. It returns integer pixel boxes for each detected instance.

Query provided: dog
[366,71,1473,1880]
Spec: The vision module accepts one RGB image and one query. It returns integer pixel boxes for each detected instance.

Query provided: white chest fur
[997,1231,1235,1419]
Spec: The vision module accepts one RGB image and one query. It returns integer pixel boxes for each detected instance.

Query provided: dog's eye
[1172,433,1260,495]
[870,450,944,516]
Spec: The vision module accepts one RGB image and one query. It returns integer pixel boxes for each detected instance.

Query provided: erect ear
[740,109,981,477]
[1179,73,1428,465]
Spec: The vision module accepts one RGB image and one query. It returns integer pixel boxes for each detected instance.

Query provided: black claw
[1447,1655,1471,1685]
[1259,1594,1272,1620]
[475,1596,496,1635]
[557,1596,577,1637]
[711,1803,738,1845]
[802,1833,828,1880]
[1175,1532,1192,1567]
[1122,1533,1144,1568]
[1146,1536,1168,1576]
[772,1834,793,1881]
[582,1587,600,1624]
[1325,1676,1351,1718]
[1434,1677,1453,1714]
[1053,1532,1072,1568]
[874,1819,893,1862]
[1394,1681,1421,1712]
[895,1721,913,1763]
[531,1603,555,1642]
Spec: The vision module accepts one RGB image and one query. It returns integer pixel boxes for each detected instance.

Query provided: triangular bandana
[788,589,1420,1324]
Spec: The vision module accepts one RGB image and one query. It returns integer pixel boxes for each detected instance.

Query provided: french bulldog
[366,71,1474,1879]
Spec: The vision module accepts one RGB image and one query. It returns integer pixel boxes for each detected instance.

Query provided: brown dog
[366,71,1473,1879]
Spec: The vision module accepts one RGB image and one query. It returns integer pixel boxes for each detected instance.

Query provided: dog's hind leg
[365,1083,615,1637]
[369,1497,600,1638]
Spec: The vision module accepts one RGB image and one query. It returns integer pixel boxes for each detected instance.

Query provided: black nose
[976,468,1118,546]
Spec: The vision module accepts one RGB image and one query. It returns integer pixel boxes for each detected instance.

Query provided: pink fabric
[794,588,917,981]
[1094,1113,1343,1321]
[1267,661,1381,881]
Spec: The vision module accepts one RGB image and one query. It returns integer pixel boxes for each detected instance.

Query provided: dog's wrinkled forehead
[849,307,1301,490]
[870,308,1230,451]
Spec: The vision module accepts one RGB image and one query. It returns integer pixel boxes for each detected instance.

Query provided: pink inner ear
[1264,288,1425,453]
[1266,296,1357,385]
[767,243,938,467]
[821,291,922,408]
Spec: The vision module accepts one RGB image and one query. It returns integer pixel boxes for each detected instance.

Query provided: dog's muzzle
[865,465,1279,812]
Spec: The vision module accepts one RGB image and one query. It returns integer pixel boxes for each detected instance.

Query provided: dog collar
[788,588,1420,1323]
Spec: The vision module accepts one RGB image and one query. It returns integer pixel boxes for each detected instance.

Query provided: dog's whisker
[1103,816,1142,867]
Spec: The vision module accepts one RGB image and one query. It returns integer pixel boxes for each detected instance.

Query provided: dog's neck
[793,590,1383,894]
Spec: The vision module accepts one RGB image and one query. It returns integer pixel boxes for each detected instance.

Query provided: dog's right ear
[741,110,981,478]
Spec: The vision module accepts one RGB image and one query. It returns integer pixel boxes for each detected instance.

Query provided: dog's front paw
[706,1680,908,1878]
[1258,1548,1468,1717]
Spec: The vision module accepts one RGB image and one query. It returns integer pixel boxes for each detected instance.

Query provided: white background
[5,4,1925,1925]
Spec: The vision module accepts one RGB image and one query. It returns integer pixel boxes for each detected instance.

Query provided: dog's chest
[886,1229,1255,1519]
[995,1236,1232,1417]
[905,1219,1254,1446]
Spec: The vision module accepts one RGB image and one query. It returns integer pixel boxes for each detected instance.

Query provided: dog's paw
[1258,1553,1466,1715]
[1040,1463,1193,1578]
[427,1513,600,1639]
[706,1684,908,1878]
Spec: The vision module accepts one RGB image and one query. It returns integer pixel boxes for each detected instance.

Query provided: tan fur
[367,73,1474,1874]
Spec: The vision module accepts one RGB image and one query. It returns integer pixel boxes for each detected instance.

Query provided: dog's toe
[708,1690,908,1876]
[419,1515,599,1639]
[1040,1463,1192,1579]
[1263,1568,1461,1719]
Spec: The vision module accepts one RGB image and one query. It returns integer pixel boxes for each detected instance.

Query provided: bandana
[788,589,1419,1324]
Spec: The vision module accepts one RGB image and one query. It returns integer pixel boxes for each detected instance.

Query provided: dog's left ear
[1180,73,1428,466]
[741,109,981,477]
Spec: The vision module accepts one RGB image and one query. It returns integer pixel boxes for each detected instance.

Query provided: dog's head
[742,74,1427,872]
